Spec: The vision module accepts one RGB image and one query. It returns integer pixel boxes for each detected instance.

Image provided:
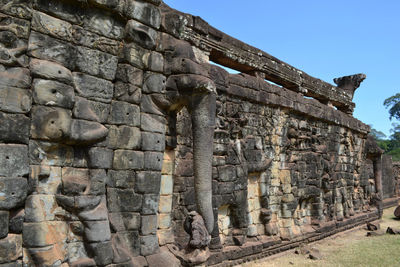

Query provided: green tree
[384,93,400,120]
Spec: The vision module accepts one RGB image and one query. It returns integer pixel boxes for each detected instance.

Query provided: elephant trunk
[190,92,216,234]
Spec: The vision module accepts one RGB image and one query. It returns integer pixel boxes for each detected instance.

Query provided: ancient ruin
[0,0,398,266]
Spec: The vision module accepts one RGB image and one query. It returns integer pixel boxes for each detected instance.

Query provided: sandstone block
[87,241,113,266]
[124,0,161,29]
[0,112,30,144]
[140,94,164,116]
[0,211,9,239]
[61,167,89,196]
[121,43,149,69]
[75,46,118,81]
[142,194,159,215]
[29,140,74,166]
[114,82,142,104]
[141,215,157,235]
[30,106,72,141]
[108,101,140,126]
[69,119,108,144]
[125,19,157,49]
[135,171,161,194]
[158,213,171,229]
[30,59,73,84]
[158,195,172,213]
[0,234,22,264]
[28,31,76,69]
[143,73,166,93]
[84,220,111,242]
[140,235,159,256]
[116,64,143,86]
[24,194,61,222]
[0,67,31,88]
[218,166,237,182]
[107,170,135,189]
[109,212,140,232]
[0,85,31,113]
[141,113,166,133]
[107,188,142,212]
[87,147,113,169]
[108,125,141,150]
[0,13,30,38]
[0,144,28,177]
[73,97,110,123]
[113,231,140,257]
[32,79,75,108]
[32,11,73,41]
[72,72,114,103]
[144,151,163,171]
[9,209,24,234]
[160,175,173,195]
[23,221,68,247]
[144,51,164,72]
[113,150,144,170]
[157,229,175,246]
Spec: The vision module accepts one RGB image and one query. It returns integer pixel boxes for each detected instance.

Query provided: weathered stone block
[125,19,157,49]
[158,213,171,229]
[108,101,140,126]
[0,112,30,144]
[116,64,143,86]
[30,59,73,85]
[135,171,161,194]
[107,170,135,189]
[71,25,121,55]
[9,209,24,234]
[107,188,142,212]
[124,0,161,29]
[160,175,173,195]
[23,221,67,247]
[29,140,74,166]
[114,82,142,104]
[88,169,107,195]
[61,167,89,196]
[141,113,166,133]
[144,51,164,72]
[84,220,111,242]
[218,166,237,182]
[108,125,141,150]
[87,147,113,169]
[140,234,159,256]
[72,72,114,103]
[0,85,31,113]
[73,97,110,123]
[144,152,163,171]
[143,73,166,93]
[24,194,60,222]
[0,13,31,38]
[140,94,164,116]
[0,211,9,239]
[0,234,22,264]
[121,43,149,69]
[32,79,75,108]
[69,119,108,144]
[140,215,157,235]
[75,46,118,81]
[142,194,159,215]
[32,11,73,41]
[30,106,72,141]
[158,195,172,213]
[83,9,125,40]
[0,67,31,88]
[87,241,113,266]
[113,231,140,257]
[113,150,144,170]
[28,31,76,69]
[0,144,28,177]
[109,212,140,232]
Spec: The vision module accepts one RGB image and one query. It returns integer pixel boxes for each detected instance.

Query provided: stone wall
[0,0,393,266]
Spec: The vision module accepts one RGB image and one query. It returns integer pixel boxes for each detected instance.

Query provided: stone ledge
[207,210,380,266]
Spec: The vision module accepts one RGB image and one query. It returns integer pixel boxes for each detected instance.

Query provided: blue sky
[164,0,400,138]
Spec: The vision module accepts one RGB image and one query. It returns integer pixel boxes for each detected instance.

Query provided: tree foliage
[383,93,400,120]
[379,94,400,161]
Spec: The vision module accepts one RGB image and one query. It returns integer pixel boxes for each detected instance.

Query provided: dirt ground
[239,206,400,267]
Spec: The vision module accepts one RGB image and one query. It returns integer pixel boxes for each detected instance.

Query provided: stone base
[382,197,399,209]
[207,209,380,266]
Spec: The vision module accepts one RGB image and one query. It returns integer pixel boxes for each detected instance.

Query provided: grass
[241,207,400,267]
